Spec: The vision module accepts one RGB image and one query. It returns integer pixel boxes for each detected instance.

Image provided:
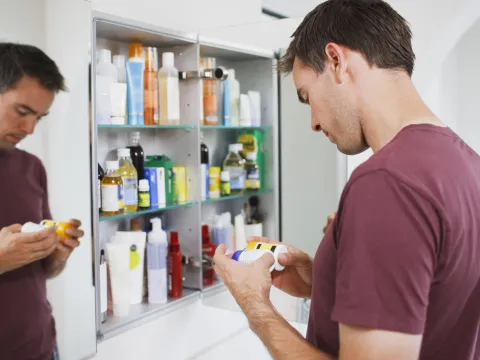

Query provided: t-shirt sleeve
[331,170,442,334]
[37,160,52,220]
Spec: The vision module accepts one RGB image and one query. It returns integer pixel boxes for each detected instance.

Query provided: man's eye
[16,110,28,116]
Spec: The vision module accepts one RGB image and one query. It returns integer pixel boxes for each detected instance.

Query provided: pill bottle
[232,244,288,272]
[21,220,72,241]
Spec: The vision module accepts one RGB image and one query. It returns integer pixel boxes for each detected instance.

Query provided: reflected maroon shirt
[0,149,55,360]
[308,124,480,360]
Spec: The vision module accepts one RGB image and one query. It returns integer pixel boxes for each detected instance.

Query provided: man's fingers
[63,238,80,249]
[68,219,82,228]
[66,226,84,239]
[254,252,275,270]
[4,224,22,233]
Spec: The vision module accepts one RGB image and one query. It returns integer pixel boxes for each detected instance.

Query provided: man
[0,43,84,360]
[213,1,480,359]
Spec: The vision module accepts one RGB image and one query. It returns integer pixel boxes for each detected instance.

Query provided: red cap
[170,231,179,245]
[201,225,210,244]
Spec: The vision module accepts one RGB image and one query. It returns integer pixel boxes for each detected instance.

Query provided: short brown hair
[278,0,415,76]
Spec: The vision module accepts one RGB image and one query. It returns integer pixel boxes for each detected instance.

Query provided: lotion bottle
[147,217,168,304]
[158,52,180,125]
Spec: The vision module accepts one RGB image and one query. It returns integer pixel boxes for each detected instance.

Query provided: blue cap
[231,250,243,262]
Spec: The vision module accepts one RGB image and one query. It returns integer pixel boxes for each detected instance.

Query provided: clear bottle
[144,47,159,125]
[220,170,230,196]
[127,131,144,181]
[158,52,180,125]
[223,144,246,195]
[117,148,138,213]
[227,69,240,126]
[147,218,168,304]
[245,152,260,192]
[201,57,218,125]
[101,160,124,216]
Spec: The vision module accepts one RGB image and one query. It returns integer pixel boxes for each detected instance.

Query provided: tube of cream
[223,80,231,126]
[126,61,144,125]
[106,242,131,317]
[239,94,252,127]
[114,231,147,305]
[248,91,261,127]
[110,83,127,125]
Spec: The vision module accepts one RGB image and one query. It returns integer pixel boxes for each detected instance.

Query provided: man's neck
[360,72,444,153]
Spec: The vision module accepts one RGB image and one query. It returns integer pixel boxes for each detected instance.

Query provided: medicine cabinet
[90,11,280,340]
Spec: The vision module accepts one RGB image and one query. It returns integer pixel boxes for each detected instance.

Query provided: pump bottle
[147,217,168,304]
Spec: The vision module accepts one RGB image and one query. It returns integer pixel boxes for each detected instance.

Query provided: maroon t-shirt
[0,149,56,360]
[308,124,480,359]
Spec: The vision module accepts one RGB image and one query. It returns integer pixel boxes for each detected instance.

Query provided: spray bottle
[147,217,168,304]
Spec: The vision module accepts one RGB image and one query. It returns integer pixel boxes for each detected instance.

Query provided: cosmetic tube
[126,61,145,125]
[110,83,127,125]
[106,242,131,316]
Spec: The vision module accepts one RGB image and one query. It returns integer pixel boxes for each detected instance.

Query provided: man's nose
[20,117,37,135]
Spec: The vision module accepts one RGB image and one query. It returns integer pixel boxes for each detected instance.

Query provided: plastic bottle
[221,212,235,252]
[223,144,246,194]
[158,52,180,125]
[127,131,144,181]
[101,160,123,216]
[21,220,72,241]
[113,55,127,83]
[220,170,230,196]
[167,231,183,298]
[200,132,209,201]
[117,148,138,213]
[138,179,150,209]
[147,218,168,304]
[96,49,118,124]
[227,69,240,126]
[201,57,218,125]
[201,225,215,286]
[245,152,260,192]
[212,215,227,248]
[232,246,288,272]
[144,47,159,125]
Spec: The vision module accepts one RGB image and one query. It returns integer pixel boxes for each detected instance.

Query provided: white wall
[0,0,48,164]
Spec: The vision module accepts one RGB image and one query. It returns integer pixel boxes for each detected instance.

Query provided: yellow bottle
[102,160,124,216]
[117,148,138,213]
[158,52,180,125]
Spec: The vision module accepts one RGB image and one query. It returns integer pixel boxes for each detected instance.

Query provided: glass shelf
[200,125,272,131]
[100,202,197,222]
[101,289,200,339]
[202,188,272,204]
[97,124,195,130]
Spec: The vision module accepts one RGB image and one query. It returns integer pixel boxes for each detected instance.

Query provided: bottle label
[224,167,245,190]
[101,184,120,212]
[201,164,209,200]
[167,77,180,120]
[118,183,124,210]
[246,169,260,190]
[221,181,231,196]
[208,172,220,199]
[139,191,150,208]
[123,177,138,206]
[147,243,167,270]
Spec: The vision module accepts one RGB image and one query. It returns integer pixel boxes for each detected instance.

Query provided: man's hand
[0,224,58,274]
[213,243,275,317]
[250,236,313,299]
[43,219,83,278]
[323,212,336,234]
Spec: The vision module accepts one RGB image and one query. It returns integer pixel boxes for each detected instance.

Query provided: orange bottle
[144,47,159,125]
[201,56,218,126]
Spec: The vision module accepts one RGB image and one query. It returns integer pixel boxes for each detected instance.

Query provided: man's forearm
[247,301,336,360]
[42,256,66,279]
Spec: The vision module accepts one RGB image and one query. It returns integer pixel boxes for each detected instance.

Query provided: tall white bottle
[147,217,168,304]
[96,49,118,124]
[158,52,180,125]
[228,69,240,126]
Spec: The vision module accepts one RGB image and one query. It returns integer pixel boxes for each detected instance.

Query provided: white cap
[98,49,112,64]
[21,222,44,233]
[139,179,149,191]
[117,148,131,158]
[228,69,235,79]
[106,160,119,171]
[113,55,126,69]
[220,170,230,181]
[229,143,243,153]
[130,131,140,141]
[246,152,256,160]
[162,52,174,67]
[150,217,162,230]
